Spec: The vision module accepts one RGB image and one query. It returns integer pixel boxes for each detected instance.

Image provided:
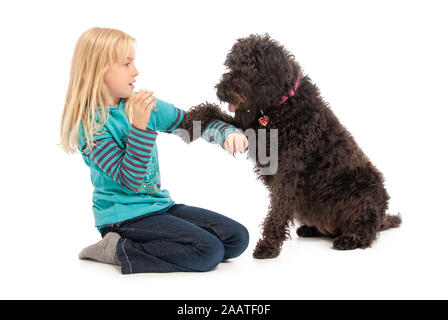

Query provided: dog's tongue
[228,104,236,112]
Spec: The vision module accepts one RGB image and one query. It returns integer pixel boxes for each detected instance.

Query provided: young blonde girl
[60,27,249,274]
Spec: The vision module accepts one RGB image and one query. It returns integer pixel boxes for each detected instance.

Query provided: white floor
[1,213,444,300]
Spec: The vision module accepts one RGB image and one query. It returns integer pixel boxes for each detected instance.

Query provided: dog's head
[216,34,302,129]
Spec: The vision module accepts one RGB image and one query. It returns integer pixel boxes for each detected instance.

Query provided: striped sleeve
[164,107,186,134]
[201,120,243,149]
[82,125,158,191]
[151,98,186,133]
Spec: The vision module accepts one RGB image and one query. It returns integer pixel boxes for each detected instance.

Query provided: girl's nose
[133,65,139,77]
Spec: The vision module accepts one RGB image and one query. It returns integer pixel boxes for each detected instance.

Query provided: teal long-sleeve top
[78,98,241,227]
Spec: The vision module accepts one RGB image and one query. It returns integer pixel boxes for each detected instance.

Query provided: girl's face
[104,44,139,106]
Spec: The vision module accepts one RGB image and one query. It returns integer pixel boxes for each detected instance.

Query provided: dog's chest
[295,211,337,236]
[247,126,279,163]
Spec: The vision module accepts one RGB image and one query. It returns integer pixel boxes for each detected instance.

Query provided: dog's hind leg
[332,205,381,250]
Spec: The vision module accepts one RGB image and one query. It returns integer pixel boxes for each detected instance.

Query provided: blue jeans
[100,204,249,274]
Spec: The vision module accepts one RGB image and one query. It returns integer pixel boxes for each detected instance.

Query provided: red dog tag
[258,115,270,126]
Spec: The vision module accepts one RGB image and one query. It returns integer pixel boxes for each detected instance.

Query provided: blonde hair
[60,27,136,154]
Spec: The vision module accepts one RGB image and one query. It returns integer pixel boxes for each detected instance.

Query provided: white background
[1,0,447,299]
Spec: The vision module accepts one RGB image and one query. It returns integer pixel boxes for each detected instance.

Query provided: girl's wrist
[131,122,148,131]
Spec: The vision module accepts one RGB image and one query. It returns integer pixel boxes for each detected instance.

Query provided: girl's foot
[79,232,121,265]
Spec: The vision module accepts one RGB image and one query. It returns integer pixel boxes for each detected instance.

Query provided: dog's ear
[254,44,301,108]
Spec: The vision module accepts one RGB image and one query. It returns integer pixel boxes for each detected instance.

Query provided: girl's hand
[131,89,156,130]
[224,132,248,154]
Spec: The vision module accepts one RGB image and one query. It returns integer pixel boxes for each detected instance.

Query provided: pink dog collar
[277,80,300,105]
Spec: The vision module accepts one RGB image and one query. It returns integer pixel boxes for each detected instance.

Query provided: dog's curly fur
[181,34,401,259]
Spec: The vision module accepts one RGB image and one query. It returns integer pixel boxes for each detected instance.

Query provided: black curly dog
[180,34,401,259]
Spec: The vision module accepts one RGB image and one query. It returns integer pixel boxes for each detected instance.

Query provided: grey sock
[79,232,121,265]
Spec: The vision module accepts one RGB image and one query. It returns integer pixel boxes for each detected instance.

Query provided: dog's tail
[380,213,402,231]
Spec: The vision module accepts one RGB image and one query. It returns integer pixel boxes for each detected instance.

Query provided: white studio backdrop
[0,0,447,299]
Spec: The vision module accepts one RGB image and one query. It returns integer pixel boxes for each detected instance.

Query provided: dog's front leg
[253,198,292,259]
[176,103,236,143]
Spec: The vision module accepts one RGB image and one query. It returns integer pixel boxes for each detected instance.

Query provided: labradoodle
[182,34,401,259]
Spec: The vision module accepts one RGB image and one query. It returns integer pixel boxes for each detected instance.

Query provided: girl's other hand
[224,132,248,155]
[131,89,156,130]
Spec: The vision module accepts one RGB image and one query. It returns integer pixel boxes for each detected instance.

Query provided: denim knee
[225,223,250,260]
[194,236,225,272]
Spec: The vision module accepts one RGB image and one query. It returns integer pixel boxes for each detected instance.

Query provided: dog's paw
[332,235,360,250]
[253,241,280,259]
